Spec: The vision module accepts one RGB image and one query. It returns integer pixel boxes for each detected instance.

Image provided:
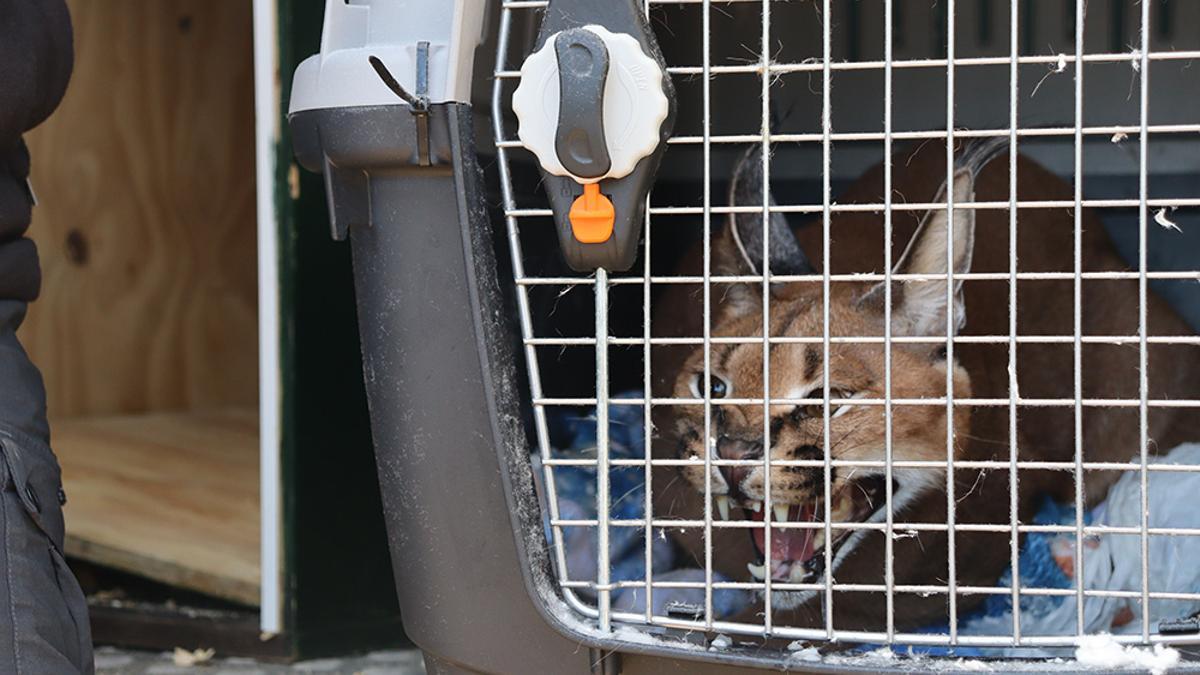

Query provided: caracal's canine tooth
[746,562,766,580]
[773,503,790,523]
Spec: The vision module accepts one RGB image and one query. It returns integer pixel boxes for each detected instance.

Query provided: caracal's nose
[716,436,763,496]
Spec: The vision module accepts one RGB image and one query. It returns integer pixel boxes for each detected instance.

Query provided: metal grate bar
[595,268,612,631]
[496,123,1200,147]
[943,0,959,642]
[556,579,1200,602]
[493,49,1200,77]
[514,272,1200,285]
[543,457,1200,473]
[882,0,897,642]
[1008,0,1023,642]
[759,0,775,633]
[701,0,715,631]
[1137,0,1152,643]
[557,579,1200,601]
[1071,0,1088,638]
[528,335,1200,346]
[506,198,1200,218]
[532,396,1200,409]
[819,0,835,638]
[641,0,654,627]
[549,518,1200,539]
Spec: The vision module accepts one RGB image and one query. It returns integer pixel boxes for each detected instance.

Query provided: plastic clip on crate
[512,1,676,272]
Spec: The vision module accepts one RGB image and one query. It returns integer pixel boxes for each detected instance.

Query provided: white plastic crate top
[289,0,488,114]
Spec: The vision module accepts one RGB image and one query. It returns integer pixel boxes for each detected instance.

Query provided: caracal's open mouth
[741,475,891,583]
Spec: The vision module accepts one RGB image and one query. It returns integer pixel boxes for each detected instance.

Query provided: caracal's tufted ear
[713,145,815,317]
[859,138,1007,338]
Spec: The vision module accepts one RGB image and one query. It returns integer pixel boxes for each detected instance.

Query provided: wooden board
[53,409,260,606]
[22,0,259,417]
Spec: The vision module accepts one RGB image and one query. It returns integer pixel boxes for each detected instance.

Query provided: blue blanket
[539,393,749,618]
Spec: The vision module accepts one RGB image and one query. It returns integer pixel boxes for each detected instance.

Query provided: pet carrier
[289,0,1200,672]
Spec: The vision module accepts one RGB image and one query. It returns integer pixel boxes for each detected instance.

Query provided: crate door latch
[512,0,676,272]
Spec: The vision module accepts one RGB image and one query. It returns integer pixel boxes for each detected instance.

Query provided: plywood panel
[22,0,258,416]
[55,409,260,606]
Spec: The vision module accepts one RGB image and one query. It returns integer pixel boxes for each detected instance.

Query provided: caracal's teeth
[773,503,790,523]
[812,529,825,551]
[750,500,763,513]
[786,565,806,583]
[716,495,731,521]
[747,562,766,580]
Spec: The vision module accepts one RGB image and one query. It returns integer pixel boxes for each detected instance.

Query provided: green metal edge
[274,0,410,658]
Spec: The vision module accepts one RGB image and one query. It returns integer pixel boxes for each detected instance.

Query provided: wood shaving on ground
[173,647,216,666]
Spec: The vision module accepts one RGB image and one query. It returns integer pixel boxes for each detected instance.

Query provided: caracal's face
[671,282,971,591]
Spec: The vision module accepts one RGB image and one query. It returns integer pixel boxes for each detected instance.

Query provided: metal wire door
[490,0,1200,658]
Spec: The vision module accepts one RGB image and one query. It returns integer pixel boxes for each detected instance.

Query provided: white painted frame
[252,0,283,636]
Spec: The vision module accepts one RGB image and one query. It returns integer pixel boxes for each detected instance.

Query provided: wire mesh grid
[491,0,1200,655]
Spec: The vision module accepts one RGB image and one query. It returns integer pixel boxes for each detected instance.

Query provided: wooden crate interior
[22,0,260,606]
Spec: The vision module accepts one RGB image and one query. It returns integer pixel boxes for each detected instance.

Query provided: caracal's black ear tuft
[725,145,813,278]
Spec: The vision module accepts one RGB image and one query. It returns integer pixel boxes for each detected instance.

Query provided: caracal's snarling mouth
[718,474,892,584]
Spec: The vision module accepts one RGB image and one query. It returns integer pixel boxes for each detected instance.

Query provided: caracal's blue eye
[693,373,730,399]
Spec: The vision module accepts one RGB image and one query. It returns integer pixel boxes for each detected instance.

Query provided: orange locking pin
[568,183,615,244]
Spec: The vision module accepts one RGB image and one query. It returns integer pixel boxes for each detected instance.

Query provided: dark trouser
[0,299,93,673]
[3,0,90,668]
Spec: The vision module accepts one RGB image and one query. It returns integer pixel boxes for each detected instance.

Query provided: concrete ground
[94,647,426,675]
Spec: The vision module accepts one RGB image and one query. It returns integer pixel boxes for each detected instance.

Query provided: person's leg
[1,1,92,669]
[0,298,94,674]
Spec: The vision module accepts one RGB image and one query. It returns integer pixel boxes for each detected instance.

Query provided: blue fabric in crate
[539,392,750,619]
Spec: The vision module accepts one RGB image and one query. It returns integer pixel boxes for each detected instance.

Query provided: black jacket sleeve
[0,0,73,303]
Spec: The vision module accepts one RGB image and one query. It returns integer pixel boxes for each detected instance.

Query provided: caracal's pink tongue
[751,503,819,572]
